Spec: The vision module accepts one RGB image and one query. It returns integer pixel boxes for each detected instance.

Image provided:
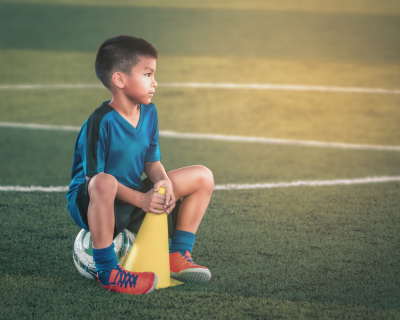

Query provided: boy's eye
[145,73,150,77]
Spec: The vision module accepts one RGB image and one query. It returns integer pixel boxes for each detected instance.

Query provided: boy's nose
[153,80,158,87]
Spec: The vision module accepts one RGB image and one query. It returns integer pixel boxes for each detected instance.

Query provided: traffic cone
[123,187,183,289]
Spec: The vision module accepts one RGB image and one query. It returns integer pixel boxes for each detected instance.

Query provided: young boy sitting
[66,35,214,295]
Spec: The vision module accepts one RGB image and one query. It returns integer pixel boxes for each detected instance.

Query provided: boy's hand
[153,180,176,214]
[140,189,168,214]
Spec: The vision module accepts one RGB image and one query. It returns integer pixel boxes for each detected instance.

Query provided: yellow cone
[123,187,183,289]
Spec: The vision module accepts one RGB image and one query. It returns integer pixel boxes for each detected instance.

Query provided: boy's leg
[167,165,214,233]
[86,173,158,294]
[167,166,214,282]
[87,173,117,249]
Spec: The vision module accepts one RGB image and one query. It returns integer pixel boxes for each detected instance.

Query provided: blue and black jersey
[66,100,161,215]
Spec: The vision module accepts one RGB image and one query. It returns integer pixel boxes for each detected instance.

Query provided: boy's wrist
[154,178,172,189]
[138,192,146,210]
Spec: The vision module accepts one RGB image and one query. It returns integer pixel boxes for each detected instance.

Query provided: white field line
[0,122,399,151]
[0,122,81,132]
[0,84,103,90]
[159,131,400,151]
[161,82,400,95]
[1,176,400,192]
[214,176,400,190]
[0,82,399,95]
[0,186,70,192]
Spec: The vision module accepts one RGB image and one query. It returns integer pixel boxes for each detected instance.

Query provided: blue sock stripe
[92,243,118,272]
[169,230,196,254]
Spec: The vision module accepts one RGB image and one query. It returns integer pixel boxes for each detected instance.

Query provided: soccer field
[1,0,400,319]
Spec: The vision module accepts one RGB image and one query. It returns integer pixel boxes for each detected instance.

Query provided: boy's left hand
[153,180,175,214]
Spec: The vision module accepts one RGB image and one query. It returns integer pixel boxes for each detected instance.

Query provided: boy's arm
[144,161,176,213]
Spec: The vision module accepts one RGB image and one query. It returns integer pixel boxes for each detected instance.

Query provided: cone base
[156,278,184,289]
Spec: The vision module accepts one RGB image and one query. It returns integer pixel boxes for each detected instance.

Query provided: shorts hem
[67,192,89,230]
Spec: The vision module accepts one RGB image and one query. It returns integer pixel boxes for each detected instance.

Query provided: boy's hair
[95,35,158,89]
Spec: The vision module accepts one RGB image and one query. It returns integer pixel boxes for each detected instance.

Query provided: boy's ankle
[97,266,118,285]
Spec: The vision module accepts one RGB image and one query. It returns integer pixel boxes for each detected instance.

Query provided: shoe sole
[144,273,158,294]
[171,268,211,283]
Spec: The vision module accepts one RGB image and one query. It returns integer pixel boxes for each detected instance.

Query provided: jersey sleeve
[86,117,109,178]
[145,107,161,162]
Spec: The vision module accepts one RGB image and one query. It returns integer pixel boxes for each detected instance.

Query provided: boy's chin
[133,99,150,106]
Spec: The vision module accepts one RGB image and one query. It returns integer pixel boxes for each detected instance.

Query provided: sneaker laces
[110,266,139,288]
[182,253,195,264]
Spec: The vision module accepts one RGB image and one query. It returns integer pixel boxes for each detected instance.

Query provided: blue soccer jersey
[66,101,161,228]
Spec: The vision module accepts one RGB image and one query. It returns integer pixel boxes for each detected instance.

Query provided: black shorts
[75,177,180,239]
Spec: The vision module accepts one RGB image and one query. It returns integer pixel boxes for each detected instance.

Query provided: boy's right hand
[140,189,168,214]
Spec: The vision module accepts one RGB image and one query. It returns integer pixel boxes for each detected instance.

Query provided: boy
[66,35,214,295]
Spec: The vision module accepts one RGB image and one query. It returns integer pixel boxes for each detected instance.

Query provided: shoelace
[183,254,195,264]
[112,267,139,288]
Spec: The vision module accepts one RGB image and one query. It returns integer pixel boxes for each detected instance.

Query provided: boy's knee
[197,166,214,193]
[88,173,118,199]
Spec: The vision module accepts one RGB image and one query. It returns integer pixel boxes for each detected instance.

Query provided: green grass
[1,0,400,318]
[1,128,400,318]
[1,184,400,319]
[2,127,400,187]
[1,49,400,145]
[1,3,400,63]
[3,0,400,15]
[2,50,400,88]
[1,88,399,145]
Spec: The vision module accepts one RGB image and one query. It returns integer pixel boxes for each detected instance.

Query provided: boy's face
[123,56,157,105]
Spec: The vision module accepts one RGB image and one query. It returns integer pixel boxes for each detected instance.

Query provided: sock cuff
[92,242,115,255]
[169,229,196,254]
[92,242,118,272]
[172,230,195,242]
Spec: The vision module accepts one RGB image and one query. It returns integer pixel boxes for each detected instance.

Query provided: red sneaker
[170,250,211,282]
[97,265,158,294]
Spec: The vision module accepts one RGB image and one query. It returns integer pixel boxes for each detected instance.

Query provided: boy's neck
[108,94,140,119]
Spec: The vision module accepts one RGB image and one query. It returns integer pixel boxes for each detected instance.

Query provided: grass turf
[3,0,400,15]
[1,88,400,145]
[2,127,400,187]
[2,49,400,88]
[1,127,399,318]
[1,3,400,63]
[0,0,399,318]
[1,183,399,319]
[1,48,400,146]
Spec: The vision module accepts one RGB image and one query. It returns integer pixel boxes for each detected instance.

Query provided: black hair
[95,35,158,89]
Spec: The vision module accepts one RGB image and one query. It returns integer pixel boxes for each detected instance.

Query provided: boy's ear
[111,72,125,89]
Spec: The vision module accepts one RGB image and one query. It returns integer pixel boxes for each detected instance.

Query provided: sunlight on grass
[2,0,400,15]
